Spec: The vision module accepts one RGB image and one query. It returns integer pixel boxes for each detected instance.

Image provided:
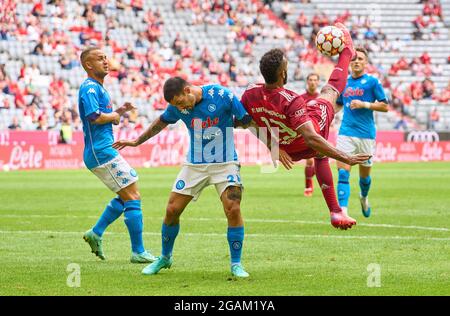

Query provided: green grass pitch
[0,162,449,295]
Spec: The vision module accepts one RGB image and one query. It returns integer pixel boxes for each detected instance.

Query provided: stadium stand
[0,0,448,133]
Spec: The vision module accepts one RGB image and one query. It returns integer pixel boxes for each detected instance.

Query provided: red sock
[326,48,352,94]
[314,157,341,213]
[304,165,315,189]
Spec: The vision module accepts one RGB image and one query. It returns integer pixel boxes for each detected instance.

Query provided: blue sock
[161,223,180,258]
[337,169,350,207]
[92,197,124,237]
[227,226,244,265]
[123,200,145,254]
[359,176,372,198]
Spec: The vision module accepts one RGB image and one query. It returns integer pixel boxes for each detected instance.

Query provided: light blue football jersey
[78,77,118,169]
[337,74,388,140]
[160,84,248,164]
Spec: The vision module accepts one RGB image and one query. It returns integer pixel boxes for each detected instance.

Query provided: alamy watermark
[66,263,81,288]
[366,263,381,288]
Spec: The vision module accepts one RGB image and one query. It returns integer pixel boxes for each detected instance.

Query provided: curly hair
[259,48,285,84]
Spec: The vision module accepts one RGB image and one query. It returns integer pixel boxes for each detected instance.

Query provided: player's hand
[121,102,137,112]
[350,100,366,110]
[347,153,372,166]
[276,149,294,170]
[112,139,138,150]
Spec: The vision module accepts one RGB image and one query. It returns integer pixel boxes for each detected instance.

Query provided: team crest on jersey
[130,169,137,177]
[208,104,216,112]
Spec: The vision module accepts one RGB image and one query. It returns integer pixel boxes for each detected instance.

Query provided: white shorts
[172,162,243,201]
[336,135,376,167]
[90,155,139,193]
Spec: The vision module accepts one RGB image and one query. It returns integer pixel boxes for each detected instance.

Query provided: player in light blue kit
[78,47,156,263]
[336,47,389,218]
[114,77,253,278]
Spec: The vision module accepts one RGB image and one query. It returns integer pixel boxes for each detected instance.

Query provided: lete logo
[9,144,43,170]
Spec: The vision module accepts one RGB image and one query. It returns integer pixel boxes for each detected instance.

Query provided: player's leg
[304,158,315,197]
[143,165,206,275]
[358,139,375,217]
[142,192,193,276]
[336,161,351,215]
[83,195,124,260]
[318,23,355,107]
[335,135,356,215]
[84,155,144,260]
[314,156,356,230]
[220,185,249,278]
[117,181,157,263]
[359,165,372,217]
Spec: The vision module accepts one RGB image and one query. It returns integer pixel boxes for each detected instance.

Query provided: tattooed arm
[112,117,168,150]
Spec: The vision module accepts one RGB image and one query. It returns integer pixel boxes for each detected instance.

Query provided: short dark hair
[80,46,100,71]
[306,72,319,81]
[356,46,369,59]
[259,49,285,84]
[80,47,100,64]
[163,77,188,102]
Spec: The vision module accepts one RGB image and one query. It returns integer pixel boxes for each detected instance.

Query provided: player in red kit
[241,23,370,230]
[300,73,320,197]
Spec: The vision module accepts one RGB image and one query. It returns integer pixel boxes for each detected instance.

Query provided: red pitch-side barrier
[0,130,449,171]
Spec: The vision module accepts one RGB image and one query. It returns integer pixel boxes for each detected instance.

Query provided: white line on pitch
[1,214,449,232]
[0,230,449,241]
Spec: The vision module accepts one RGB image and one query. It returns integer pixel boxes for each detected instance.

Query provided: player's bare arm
[297,121,371,165]
[350,100,389,112]
[113,117,168,150]
[92,102,136,125]
[237,118,293,169]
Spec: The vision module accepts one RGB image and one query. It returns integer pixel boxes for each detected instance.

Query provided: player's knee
[338,169,350,182]
[224,202,241,221]
[166,202,182,220]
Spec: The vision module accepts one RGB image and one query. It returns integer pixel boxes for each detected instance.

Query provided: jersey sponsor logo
[176,180,185,190]
[190,117,219,129]
[87,88,96,94]
[208,104,216,112]
[106,102,113,110]
[343,87,364,97]
[279,91,295,102]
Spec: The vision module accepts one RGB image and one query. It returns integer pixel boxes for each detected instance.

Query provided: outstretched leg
[314,156,356,230]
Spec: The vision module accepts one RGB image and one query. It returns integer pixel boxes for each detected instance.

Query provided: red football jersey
[241,84,335,161]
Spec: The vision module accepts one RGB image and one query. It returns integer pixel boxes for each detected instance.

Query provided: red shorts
[287,98,335,161]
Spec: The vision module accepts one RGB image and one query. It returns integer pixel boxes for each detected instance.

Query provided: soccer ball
[315,26,346,57]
